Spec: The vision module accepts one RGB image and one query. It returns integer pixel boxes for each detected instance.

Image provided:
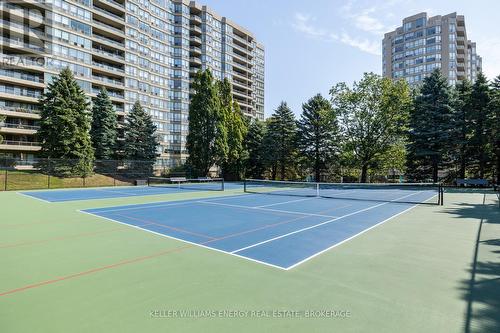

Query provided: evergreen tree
[90,87,117,160]
[490,75,500,184]
[224,102,248,180]
[123,101,158,175]
[261,118,279,180]
[331,73,411,183]
[38,67,94,176]
[186,70,226,176]
[469,72,492,178]
[297,94,338,182]
[265,102,297,180]
[452,80,473,180]
[407,70,454,182]
[245,120,266,179]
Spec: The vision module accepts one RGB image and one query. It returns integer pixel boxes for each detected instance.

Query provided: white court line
[17,191,52,203]
[96,188,141,196]
[230,191,424,254]
[78,210,287,271]
[85,193,256,214]
[198,201,338,219]
[284,193,438,270]
[256,197,316,208]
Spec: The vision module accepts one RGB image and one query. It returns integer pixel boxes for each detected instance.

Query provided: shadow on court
[446,193,500,333]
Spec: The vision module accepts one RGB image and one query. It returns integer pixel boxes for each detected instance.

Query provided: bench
[456,179,490,187]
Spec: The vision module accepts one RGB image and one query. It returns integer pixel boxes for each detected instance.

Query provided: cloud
[291,12,380,55]
[351,8,387,35]
[291,13,328,39]
[339,32,381,55]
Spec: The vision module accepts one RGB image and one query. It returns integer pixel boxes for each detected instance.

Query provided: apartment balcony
[92,47,125,61]
[233,34,250,46]
[93,34,125,49]
[190,25,202,36]
[0,140,41,152]
[233,62,251,74]
[456,25,465,36]
[190,15,202,25]
[91,88,124,99]
[0,106,40,119]
[189,57,202,66]
[94,0,126,11]
[190,36,202,46]
[93,5,125,23]
[189,46,202,55]
[3,3,45,26]
[92,19,125,37]
[92,75,124,87]
[92,61,125,74]
[232,42,251,55]
[189,67,200,76]
[457,36,466,45]
[457,44,466,54]
[0,70,44,88]
[0,122,39,135]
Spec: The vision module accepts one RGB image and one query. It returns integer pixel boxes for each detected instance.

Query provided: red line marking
[0,244,193,297]
[0,224,154,249]
[0,199,351,297]
[114,213,216,240]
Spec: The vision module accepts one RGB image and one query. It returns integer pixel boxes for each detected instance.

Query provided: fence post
[48,174,50,189]
[4,169,7,191]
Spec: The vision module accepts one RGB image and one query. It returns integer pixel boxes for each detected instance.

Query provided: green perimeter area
[0,187,498,332]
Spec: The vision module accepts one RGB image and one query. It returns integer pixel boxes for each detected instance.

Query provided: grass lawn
[0,187,498,332]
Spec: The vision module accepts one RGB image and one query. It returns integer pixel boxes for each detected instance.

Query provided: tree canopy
[330,72,411,183]
[90,87,117,160]
[37,67,94,176]
[297,94,338,182]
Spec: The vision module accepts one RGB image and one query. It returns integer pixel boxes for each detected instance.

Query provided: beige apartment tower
[0,0,264,166]
[382,12,482,87]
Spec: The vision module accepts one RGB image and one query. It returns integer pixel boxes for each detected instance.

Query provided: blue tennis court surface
[82,188,438,270]
[21,183,241,202]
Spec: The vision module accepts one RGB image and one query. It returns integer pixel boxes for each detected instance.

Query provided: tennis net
[244,179,443,205]
[148,177,225,191]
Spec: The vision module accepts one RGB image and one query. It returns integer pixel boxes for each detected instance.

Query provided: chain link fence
[0,157,169,191]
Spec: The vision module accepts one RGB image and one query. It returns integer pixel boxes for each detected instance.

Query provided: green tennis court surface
[1,186,498,332]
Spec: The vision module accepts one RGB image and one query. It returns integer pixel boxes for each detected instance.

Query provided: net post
[316,183,320,197]
[441,184,444,206]
[221,178,225,191]
[244,179,247,193]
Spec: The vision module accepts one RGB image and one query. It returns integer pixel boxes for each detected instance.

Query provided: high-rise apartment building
[0,0,264,167]
[382,12,482,87]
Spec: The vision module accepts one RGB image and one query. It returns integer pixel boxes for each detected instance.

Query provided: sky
[199,0,500,117]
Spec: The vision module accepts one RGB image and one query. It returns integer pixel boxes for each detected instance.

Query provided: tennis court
[82,180,440,269]
[21,178,234,202]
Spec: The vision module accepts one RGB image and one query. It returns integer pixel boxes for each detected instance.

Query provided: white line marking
[85,193,252,214]
[96,189,141,196]
[198,201,337,219]
[284,203,422,270]
[230,191,423,254]
[17,192,52,203]
[256,197,316,208]
[78,210,287,271]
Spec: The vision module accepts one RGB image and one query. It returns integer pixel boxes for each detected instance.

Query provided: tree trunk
[459,148,466,180]
[314,158,320,183]
[271,164,277,180]
[360,164,368,183]
[280,160,286,180]
[432,156,439,183]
